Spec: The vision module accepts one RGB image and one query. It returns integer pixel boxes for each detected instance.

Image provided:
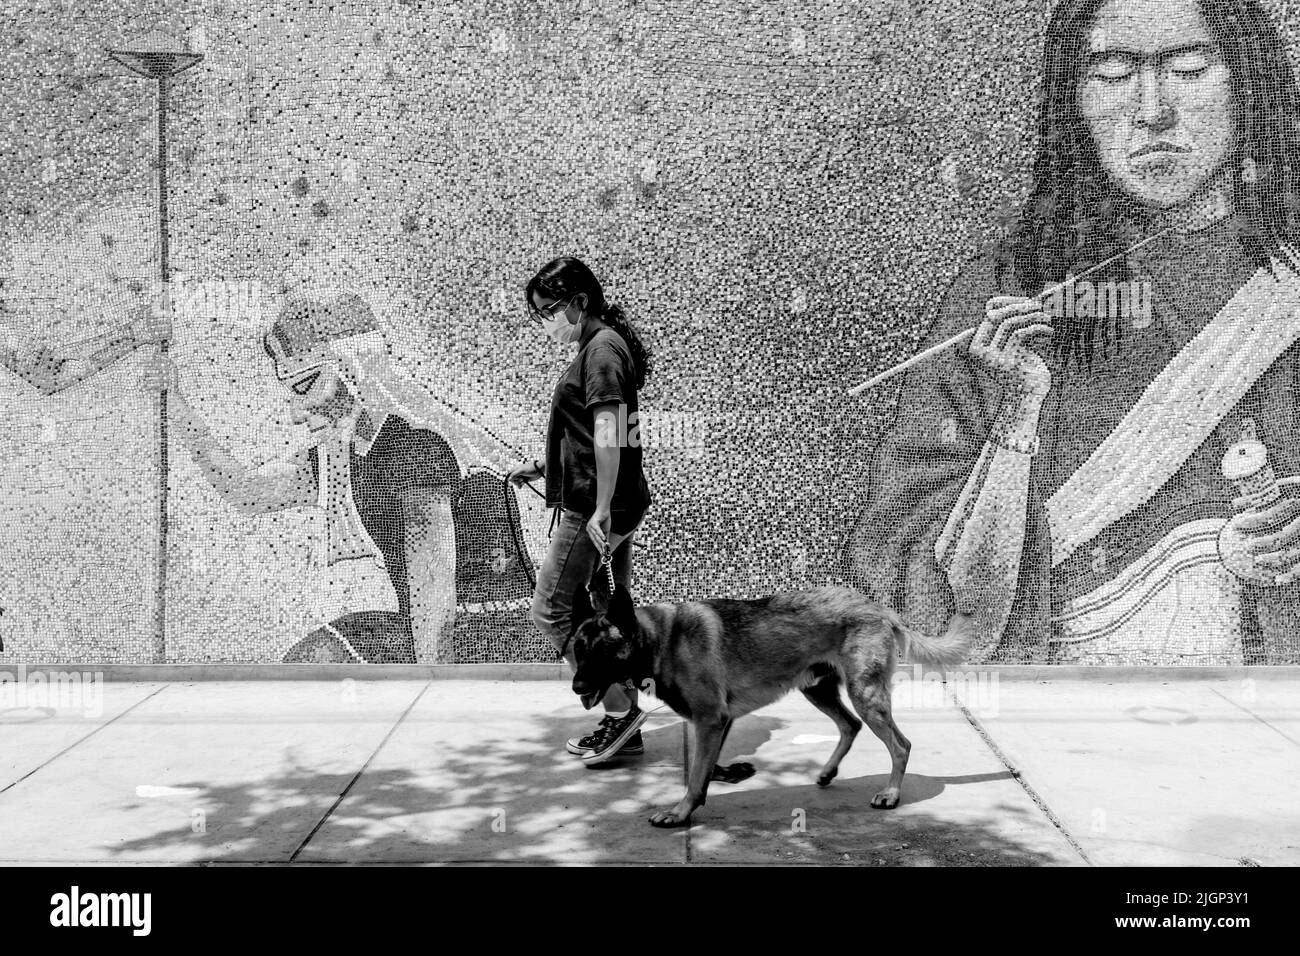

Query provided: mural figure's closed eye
[1086,45,1216,82]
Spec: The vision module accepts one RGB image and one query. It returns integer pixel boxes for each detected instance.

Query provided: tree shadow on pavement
[104,712,1074,865]
[689,771,1073,865]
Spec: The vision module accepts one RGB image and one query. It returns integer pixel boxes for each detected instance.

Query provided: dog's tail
[885,609,975,671]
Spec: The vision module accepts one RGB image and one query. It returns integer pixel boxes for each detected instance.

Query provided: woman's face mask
[538,297,583,344]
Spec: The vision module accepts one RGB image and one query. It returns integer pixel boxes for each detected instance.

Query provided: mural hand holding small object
[1231,481,1300,584]
[1219,420,1300,585]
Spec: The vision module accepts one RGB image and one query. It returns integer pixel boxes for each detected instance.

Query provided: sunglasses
[264,331,331,383]
[288,370,322,395]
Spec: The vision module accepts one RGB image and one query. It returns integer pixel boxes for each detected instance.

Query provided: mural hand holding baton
[129,293,174,353]
[141,350,209,440]
[843,226,1176,657]
[846,227,1175,397]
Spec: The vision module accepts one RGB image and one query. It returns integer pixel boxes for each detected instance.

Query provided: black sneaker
[579,707,649,766]
[566,719,644,757]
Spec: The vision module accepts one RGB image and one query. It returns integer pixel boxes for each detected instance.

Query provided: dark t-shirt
[300,417,541,664]
[310,415,460,617]
[544,325,651,534]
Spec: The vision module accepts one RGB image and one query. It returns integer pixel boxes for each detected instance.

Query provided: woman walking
[508,257,652,764]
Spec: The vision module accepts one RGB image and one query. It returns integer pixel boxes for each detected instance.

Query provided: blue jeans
[531,510,637,664]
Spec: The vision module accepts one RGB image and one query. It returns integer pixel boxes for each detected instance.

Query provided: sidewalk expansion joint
[948,688,1093,866]
[288,680,432,863]
[0,684,169,797]
[1210,687,1300,749]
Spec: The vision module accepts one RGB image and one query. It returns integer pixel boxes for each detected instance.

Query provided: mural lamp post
[106,33,203,663]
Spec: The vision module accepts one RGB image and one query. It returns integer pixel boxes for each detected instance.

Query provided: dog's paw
[816,768,837,788]
[870,787,901,809]
[649,807,692,828]
[711,762,755,784]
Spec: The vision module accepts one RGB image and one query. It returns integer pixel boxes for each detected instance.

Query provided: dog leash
[578,536,673,720]
[598,538,667,717]
[597,540,616,596]
[557,538,618,661]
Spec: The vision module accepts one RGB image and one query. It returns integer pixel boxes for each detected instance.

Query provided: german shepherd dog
[570,584,974,828]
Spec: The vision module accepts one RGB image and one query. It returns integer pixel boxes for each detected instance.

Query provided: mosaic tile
[1,0,1297,664]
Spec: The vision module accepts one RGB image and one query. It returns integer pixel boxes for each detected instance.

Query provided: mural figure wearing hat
[156,292,526,662]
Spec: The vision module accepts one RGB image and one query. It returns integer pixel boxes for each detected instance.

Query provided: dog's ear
[571,583,596,636]
[608,584,636,629]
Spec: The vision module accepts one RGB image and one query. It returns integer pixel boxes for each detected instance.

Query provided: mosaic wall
[3,0,1300,664]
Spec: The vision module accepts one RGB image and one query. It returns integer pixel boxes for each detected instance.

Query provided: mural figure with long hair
[846,0,1300,664]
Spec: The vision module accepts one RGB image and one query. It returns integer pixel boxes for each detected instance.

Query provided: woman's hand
[506,460,543,487]
[586,507,612,551]
[972,296,1054,400]
[1236,476,1300,584]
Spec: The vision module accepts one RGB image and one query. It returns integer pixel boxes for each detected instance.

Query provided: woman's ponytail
[601,301,651,391]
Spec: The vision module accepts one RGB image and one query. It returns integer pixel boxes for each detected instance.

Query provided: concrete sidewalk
[0,674,1296,865]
